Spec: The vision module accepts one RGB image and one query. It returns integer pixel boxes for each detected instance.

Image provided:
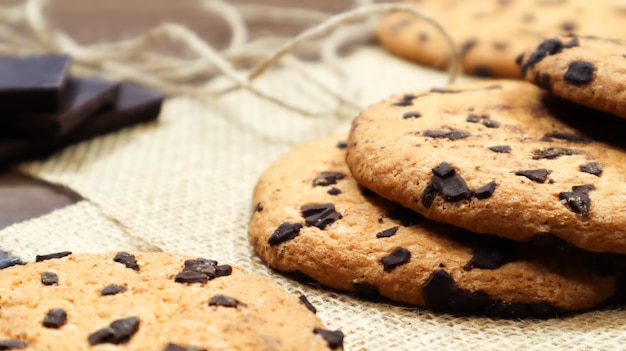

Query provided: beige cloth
[3,47,626,350]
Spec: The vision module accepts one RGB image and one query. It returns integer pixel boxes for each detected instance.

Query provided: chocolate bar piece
[0,54,71,111]
[0,78,120,137]
[67,82,164,143]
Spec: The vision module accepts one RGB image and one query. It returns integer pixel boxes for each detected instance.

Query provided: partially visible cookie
[249,133,618,317]
[0,251,343,350]
[519,35,626,119]
[376,0,626,78]
[346,80,626,254]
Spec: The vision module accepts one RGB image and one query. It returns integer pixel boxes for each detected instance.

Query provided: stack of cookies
[248,0,626,318]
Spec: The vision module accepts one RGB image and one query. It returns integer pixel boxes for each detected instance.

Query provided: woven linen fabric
[3,47,626,350]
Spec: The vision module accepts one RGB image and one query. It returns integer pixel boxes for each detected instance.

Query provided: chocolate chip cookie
[376,0,626,78]
[249,133,618,317]
[0,251,343,350]
[519,35,626,120]
[346,80,626,254]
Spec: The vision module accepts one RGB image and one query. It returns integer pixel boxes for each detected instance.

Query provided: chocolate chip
[301,203,342,229]
[381,247,411,271]
[313,329,344,350]
[184,258,217,278]
[175,270,208,284]
[254,202,263,212]
[88,317,140,345]
[561,21,577,32]
[312,171,345,187]
[0,340,27,350]
[515,52,524,65]
[421,180,441,209]
[488,145,511,153]
[41,271,58,285]
[440,175,473,202]
[335,140,347,149]
[163,343,206,351]
[386,207,424,226]
[101,284,127,296]
[535,72,551,90]
[422,270,489,313]
[268,222,303,245]
[564,61,595,85]
[392,94,416,107]
[113,251,140,271]
[460,39,478,57]
[521,38,565,75]
[215,264,233,277]
[299,295,317,314]
[35,251,71,262]
[208,294,245,308]
[327,187,341,195]
[542,132,591,144]
[42,308,67,329]
[432,162,455,178]
[474,181,496,199]
[466,113,481,123]
[353,282,381,298]
[402,111,422,119]
[482,119,500,128]
[423,129,470,140]
[463,240,514,270]
[559,185,594,216]
[532,147,581,160]
[515,169,550,183]
[376,226,399,238]
[579,162,603,177]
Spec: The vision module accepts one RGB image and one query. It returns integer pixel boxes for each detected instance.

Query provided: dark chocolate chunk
[542,132,591,144]
[514,169,550,183]
[208,294,245,308]
[421,179,441,209]
[301,203,342,230]
[482,119,500,128]
[474,181,496,199]
[535,72,552,90]
[0,78,120,137]
[335,140,348,149]
[579,162,603,177]
[88,317,140,345]
[268,222,303,245]
[463,239,514,270]
[313,329,344,350]
[254,202,263,212]
[432,162,455,178]
[67,82,163,143]
[392,94,416,107]
[42,308,67,329]
[163,343,206,351]
[422,270,489,313]
[353,282,381,298]
[101,284,127,296]
[564,61,595,85]
[386,207,424,226]
[41,271,59,285]
[312,171,345,187]
[0,54,70,111]
[423,129,470,141]
[515,52,524,65]
[0,340,27,350]
[440,174,473,202]
[460,39,478,57]
[174,270,208,284]
[299,294,317,314]
[113,251,140,271]
[488,145,511,153]
[466,113,481,123]
[35,251,71,262]
[532,147,581,160]
[376,226,399,238]
[184,258,217,278]
[381,247,411,271]
[327,187,341,195]
[402,111,422,119]
[559,185,595,216]
[215,264,233,277]
[521,38,564,75]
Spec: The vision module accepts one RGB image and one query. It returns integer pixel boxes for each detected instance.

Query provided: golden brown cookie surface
[249,133,618,317]
[376,0,626,78]
[0,252,342,350]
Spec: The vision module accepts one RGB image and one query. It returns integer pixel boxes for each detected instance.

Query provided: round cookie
[346,80,626,254]
[519,35,626,119]
[376,0,626,78]
[0,251,343,350]
[249,133,618,317]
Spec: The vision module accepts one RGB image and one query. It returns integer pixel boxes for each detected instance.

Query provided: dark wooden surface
[0,1,353,255]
